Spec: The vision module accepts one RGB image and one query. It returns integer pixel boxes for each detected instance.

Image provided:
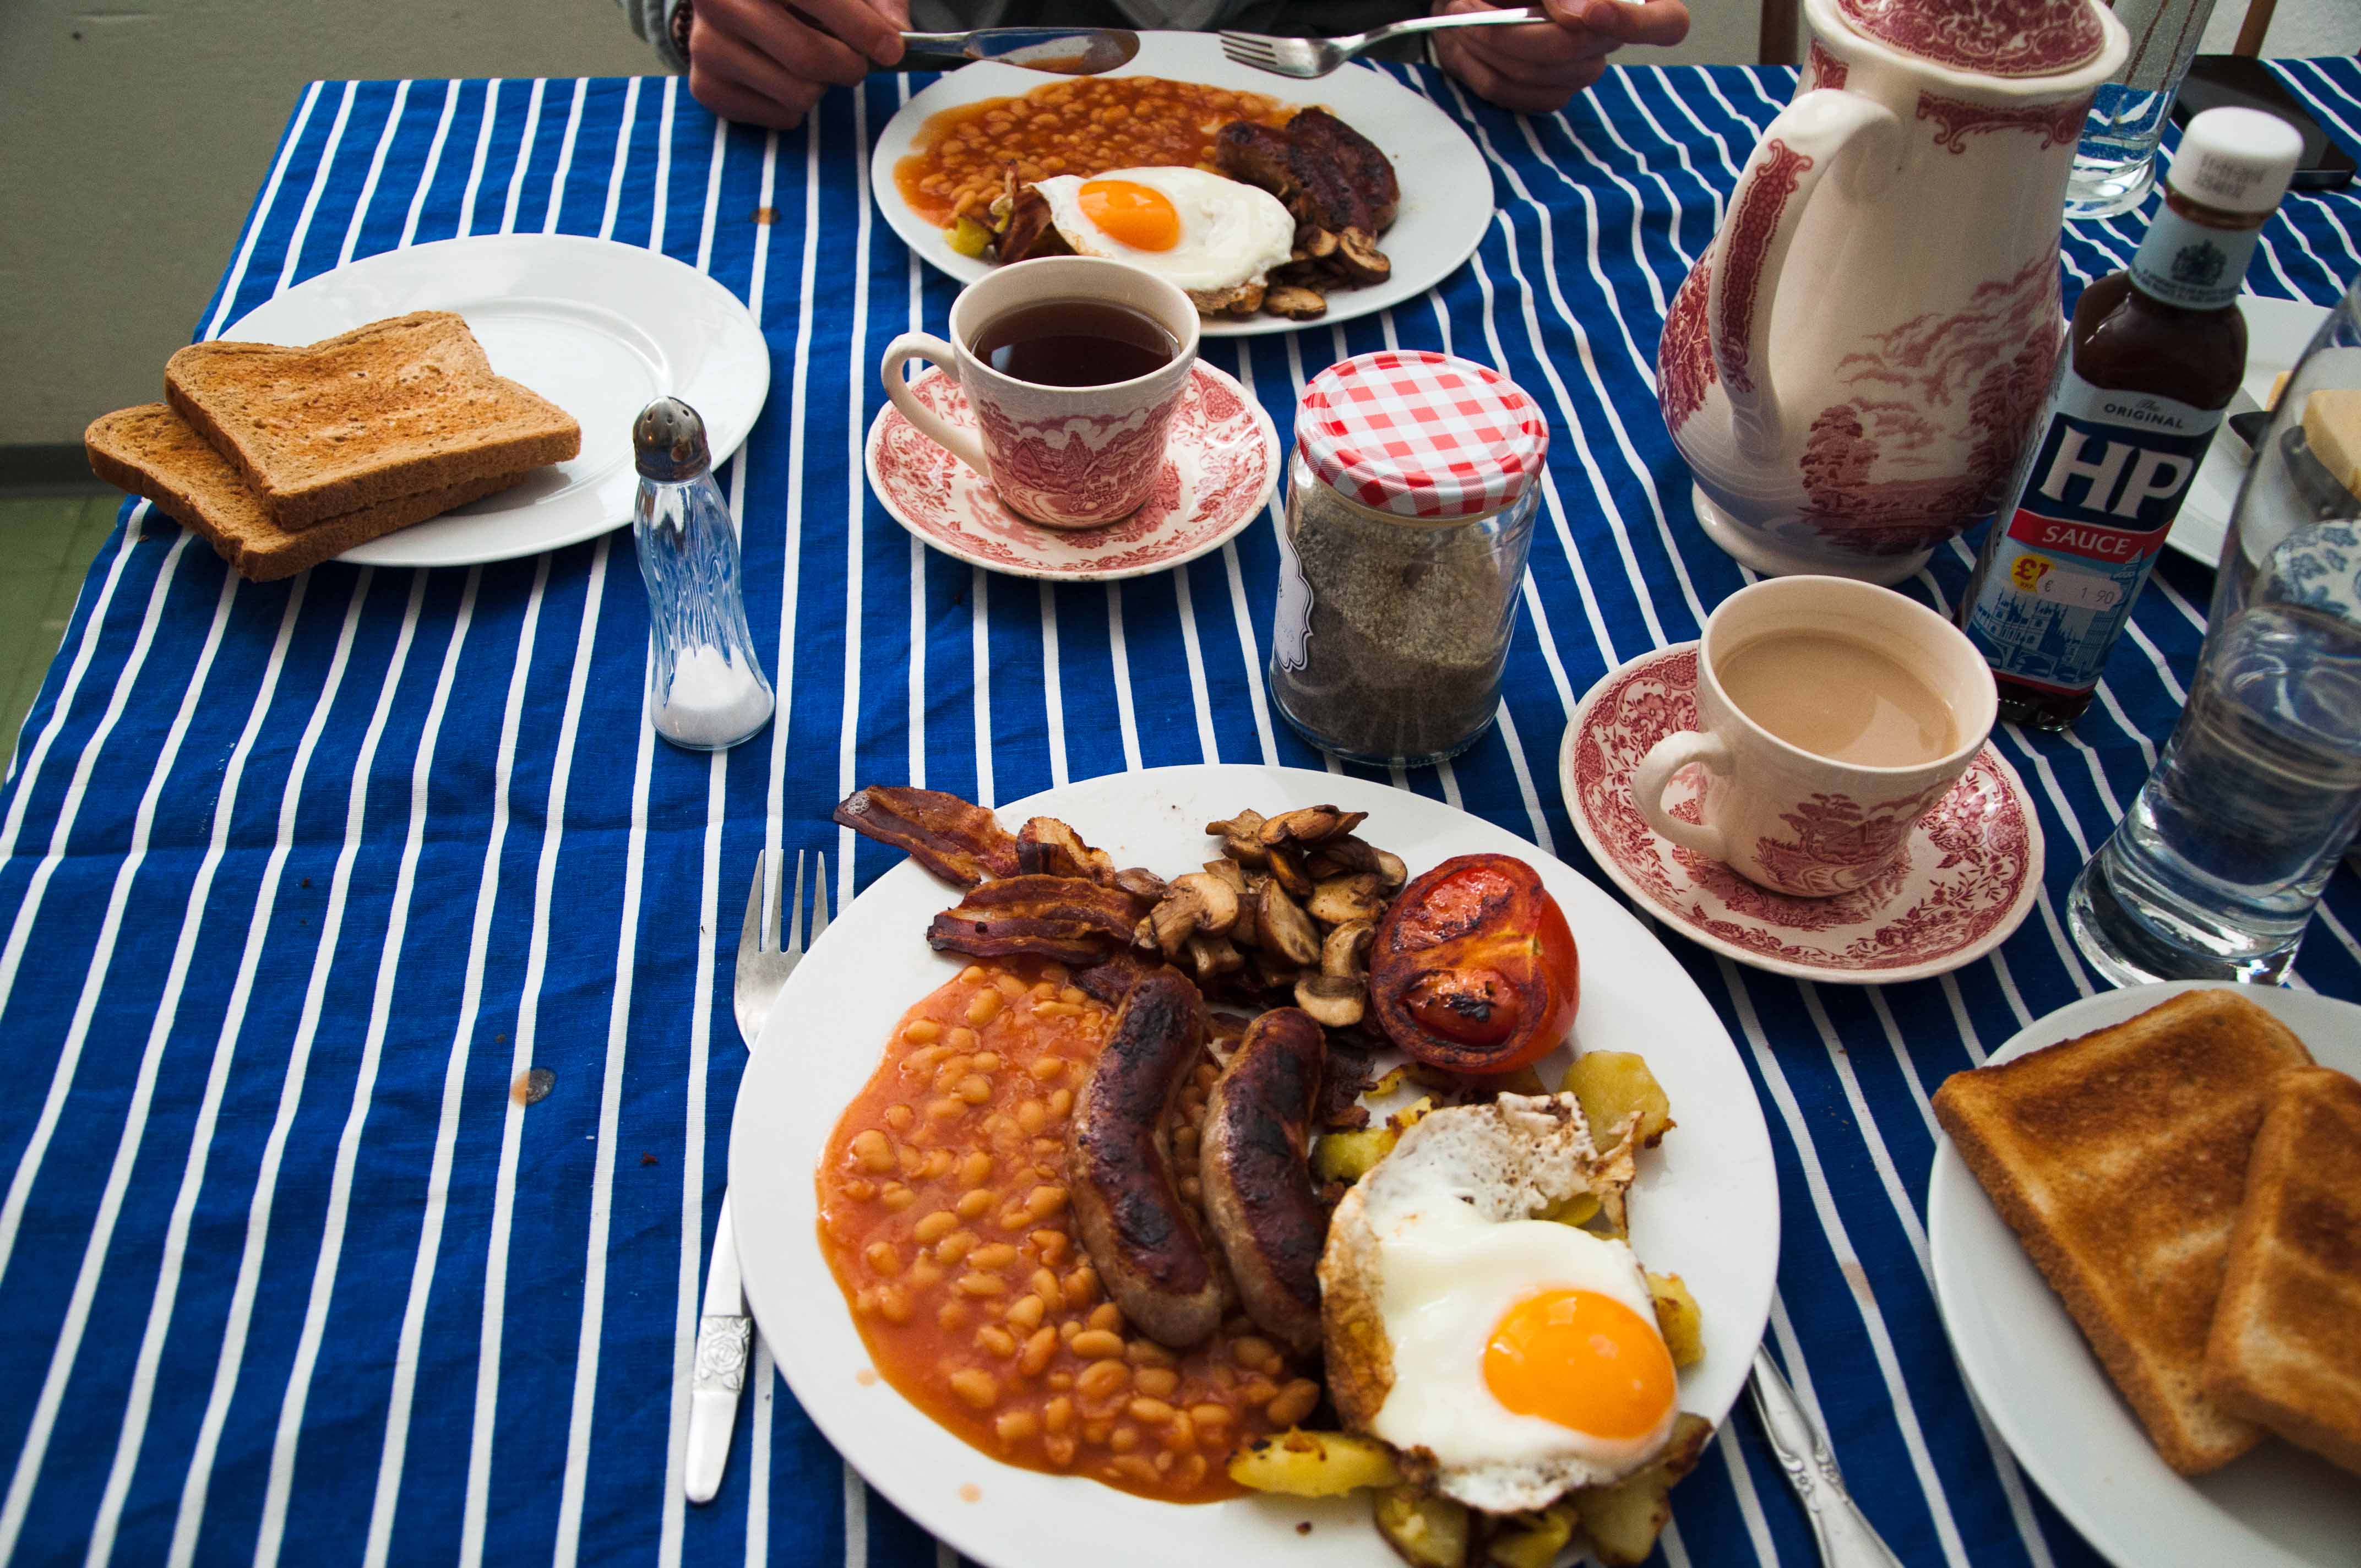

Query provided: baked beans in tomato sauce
[894,77,1294,229]
[818,959,1320,1503]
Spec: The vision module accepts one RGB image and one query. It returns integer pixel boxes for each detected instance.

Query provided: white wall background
[1,1,652,448]
[2,0,2352,448]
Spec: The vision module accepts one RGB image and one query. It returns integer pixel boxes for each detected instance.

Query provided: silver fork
[686,850,830,1505]
[1218,5,1544,79]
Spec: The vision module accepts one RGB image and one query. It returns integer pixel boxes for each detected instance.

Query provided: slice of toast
[1932,989,2315,1474]
[163,311,578,528]
[2204,1066,2361,1476]
[85,403,523,582]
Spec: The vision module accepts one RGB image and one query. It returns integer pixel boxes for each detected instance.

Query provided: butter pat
[2301,387,2361,499]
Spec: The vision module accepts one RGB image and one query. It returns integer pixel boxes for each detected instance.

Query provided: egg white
[1368,1197,1677,1495]
[1032,167,1296,295]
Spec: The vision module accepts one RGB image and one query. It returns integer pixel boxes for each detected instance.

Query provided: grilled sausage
[1065,969,1223,1348]
[1199,1006,1329,1357]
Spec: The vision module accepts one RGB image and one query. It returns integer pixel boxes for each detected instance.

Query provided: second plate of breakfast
[872,32,1493,338]
[225,232,769,568]
[732,764,1779,1568]
[1927,982,2361,1568]
[866,361,1279,580]
[1559,643,2044,983]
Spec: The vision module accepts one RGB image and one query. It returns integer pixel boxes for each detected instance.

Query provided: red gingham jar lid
[1295,351,1548,522]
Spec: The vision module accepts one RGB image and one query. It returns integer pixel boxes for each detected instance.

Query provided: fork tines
[1217,31,1298,74]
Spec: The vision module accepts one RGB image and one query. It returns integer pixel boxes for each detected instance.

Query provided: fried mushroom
[1264,285,1328,321]
[1257,879,1323,968]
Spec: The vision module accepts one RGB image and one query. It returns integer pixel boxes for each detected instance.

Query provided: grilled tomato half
[1368,854,1578,1074]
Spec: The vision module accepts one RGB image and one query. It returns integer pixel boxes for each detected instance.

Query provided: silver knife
[684,1197,752,1506]
[893,26,1141,75]
[1748,1346,1906,1568]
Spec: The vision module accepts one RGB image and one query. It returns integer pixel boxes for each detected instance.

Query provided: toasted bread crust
[2204,1066,2361,1477]
[85,402,521,581]
[1932,990,2313,1474]
[164,311,578,528]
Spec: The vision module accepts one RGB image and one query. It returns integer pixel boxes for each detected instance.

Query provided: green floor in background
[0,494,121,768]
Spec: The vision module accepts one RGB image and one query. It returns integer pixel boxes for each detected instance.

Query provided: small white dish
[1927,981,2361,1568]
[869,31,1494,339]
[1560,644,2043,984]
[729,763,1780,1568]
[224,233,770,569]
[2174,295,2332,568]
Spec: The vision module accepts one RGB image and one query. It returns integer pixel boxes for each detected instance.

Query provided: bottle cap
[634,396,711,481]
[2167,106,2304,216]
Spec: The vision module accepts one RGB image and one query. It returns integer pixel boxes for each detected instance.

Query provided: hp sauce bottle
[1959,107,2302,729]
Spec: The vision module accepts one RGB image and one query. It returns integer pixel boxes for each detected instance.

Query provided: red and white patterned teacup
[1631,577,1998,896]
[878,257,1201,529]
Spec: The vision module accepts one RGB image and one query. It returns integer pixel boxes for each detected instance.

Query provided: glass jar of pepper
[1269,351,1549,767]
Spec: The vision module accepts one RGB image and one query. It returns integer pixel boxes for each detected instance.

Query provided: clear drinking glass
[2063,0,2218,221]
[2069,281,2361,983]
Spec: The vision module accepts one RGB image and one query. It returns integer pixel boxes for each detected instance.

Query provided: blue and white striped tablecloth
[4,53,2359,1568]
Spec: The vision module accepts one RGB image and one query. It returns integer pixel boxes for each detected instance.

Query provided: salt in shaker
[633,396,774,752]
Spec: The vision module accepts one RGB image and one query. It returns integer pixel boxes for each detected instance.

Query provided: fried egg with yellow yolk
[1319,1094,1682,1512]
[1031,167,1295,296]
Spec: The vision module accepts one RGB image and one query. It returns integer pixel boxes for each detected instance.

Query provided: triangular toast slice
[85,403,523,582]
[163,311,577,529]
[1932,989,2314,1474]
[2205,1066,2361,1476]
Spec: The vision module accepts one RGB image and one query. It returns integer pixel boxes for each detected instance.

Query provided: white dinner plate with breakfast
[730,764,1779,1568]
[1559,643,2044,984]
[872,32,1493,339]
[2175,295,2332,568]
[1927,981,2361,1568]
[225,233,769,568]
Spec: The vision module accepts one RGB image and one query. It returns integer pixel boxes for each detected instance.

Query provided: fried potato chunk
[1544,1190,1602,1227]
[1563,1051,1674,1151]
[1486,1504,1575,1568]
[1312,1125,1399,1185]
[1227,1429,1402,1497]
[1373,1485,1472,1568]
[1571,1413,1713,1566]
[1646,1271,1704,1367]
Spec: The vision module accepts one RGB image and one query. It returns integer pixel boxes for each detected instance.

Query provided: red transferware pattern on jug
[1660,0,2129,585]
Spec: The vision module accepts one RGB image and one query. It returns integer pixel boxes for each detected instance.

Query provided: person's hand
[686,0,910,130]
[1428,0,1689,115]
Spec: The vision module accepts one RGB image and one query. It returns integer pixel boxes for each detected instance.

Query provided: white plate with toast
[1927,981,2361,1568]
[871,32,1494,339]
[226,234,769,569]
[728,764,1780,1567]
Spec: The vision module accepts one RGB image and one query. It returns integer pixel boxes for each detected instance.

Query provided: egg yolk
[1078,179,1180,252]
[1483,1289,1676,1440]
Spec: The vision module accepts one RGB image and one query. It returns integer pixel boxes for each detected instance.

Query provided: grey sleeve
[619,0,689,70]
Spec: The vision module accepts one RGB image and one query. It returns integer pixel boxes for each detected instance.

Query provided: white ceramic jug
[1660,0,2129,585]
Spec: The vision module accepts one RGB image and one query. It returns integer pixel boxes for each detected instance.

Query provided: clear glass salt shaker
[633,396,774,753]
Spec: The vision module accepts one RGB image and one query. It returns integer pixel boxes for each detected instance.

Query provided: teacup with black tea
[880,256,1204,527]
[969,298,1179,388]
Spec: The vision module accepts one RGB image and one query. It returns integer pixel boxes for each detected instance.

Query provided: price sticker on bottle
[2033,566,2123,612]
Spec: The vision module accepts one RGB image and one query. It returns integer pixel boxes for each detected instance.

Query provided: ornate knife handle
[1748,1347,1906,1568]
[693,1314,751,1395]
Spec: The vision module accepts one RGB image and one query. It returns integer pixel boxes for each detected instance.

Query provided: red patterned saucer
[1559,644,2043,984]
[864,362,1279,582]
